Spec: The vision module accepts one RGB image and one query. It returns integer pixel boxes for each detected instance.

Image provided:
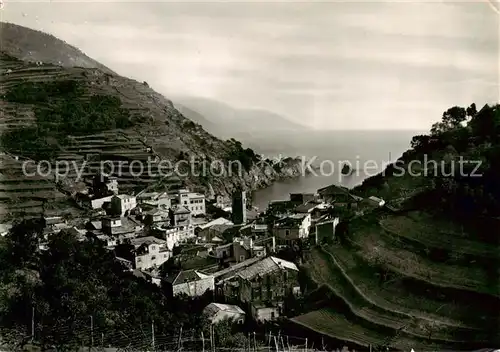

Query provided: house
[203,303,245,324]
[143,208,170,225]
[363,196,386,207]
[137,191,171,209]
[215,256,300,322]
[317,184,350,203]
[198,224,235,243]
[266,200,294,217]
[130,236,171,270]
[272,213,311,245]
[90,195,113,210]
[318,184,362,208]
[170,205,192,226]
[111,195,137,216]
[100,216,139,237]
[176,189,206,216]
[165,270,215,297]
[315,217,340,244]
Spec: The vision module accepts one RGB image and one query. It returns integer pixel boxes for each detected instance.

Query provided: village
[3,171,387,331]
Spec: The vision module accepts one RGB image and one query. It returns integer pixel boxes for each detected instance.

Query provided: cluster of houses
[7,172,386,326]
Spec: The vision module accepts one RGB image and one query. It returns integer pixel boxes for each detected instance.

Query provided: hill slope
[0,21,115,74]
[0,22,304,220]
[297,104,500,350]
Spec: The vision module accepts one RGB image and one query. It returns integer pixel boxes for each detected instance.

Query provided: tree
[466,103,477,118]
[4,217,45,268]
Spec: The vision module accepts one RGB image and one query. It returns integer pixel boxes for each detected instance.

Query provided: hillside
[0,22,305,220]
[173,96,310,140]
[0,22,115,74]
[296,104,500,350]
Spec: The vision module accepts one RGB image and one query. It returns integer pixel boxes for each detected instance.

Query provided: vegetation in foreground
[0,219,258,351]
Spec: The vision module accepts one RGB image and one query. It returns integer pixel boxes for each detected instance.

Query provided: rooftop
[237,256,298,280]
[294,202,317,213]
[198,217,234,230]
[130,236,166,248]
[203,303,245,317]
[317,184,349,196]
[173,206,191,215]
[165,269,212,285]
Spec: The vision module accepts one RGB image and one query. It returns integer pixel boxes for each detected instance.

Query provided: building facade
[111,195,137,216]
[167,270,215,297]
[177,189,206,216]
[272,213,311,245]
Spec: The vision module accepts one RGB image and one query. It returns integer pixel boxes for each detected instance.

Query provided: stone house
[130,236,171,270]
[170,206,192,226]
[314,217,340,244]
[272,213,311,245]
[165,270,215,297]
[111,195,137,216]
[215,256,300,322]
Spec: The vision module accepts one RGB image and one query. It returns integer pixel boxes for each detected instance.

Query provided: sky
[0,0,499,130]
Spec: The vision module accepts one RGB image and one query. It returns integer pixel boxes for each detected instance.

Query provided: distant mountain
[173,96,310,139]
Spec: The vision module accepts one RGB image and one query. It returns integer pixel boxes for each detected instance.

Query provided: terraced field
[297,210,499,350]
[0,154,72,220]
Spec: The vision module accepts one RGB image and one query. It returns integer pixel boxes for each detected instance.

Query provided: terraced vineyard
[297,210,500,350]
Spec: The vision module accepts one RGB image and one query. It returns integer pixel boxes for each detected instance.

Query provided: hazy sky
[1,0,499,130]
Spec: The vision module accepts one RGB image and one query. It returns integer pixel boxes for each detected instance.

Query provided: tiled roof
[213,256,261,279]
[203,303,245,318]
[166,269,212,285]
[174,206,191,215]
[318,184,349,195]
[198,217,233,230]
[130,236,166,248]
[237,256,298,280]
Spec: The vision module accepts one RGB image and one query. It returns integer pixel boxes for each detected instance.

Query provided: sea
[247,130,425,210]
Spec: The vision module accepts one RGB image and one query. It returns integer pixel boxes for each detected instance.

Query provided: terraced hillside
[296,105,500,350]
[0,23,305,219]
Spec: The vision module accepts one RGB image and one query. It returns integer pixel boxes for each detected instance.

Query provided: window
[151,256,156,261]
[151,245,155,250]
[285,230,290,237]
[270,312,275,319]
[239,255,245,262]
[137,258,142,262]
[163,254,167,258]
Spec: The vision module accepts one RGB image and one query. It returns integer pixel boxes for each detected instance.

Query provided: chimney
[249,238,253,249]
[271,236,276,253]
